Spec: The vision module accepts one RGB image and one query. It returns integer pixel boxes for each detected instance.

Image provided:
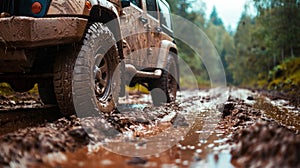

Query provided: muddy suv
[0,0,178,116]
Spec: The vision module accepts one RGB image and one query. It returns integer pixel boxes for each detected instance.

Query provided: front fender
[89,0,120,17]
[47,0,120,18]
[156,40,177,69]
[46,0,122,58]
[47,0,88,16]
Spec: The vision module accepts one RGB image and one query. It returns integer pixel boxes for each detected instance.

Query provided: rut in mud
[0,88,299,167]
[219,93,300,167]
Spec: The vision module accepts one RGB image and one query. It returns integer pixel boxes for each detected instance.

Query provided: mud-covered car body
[0,0,178,115]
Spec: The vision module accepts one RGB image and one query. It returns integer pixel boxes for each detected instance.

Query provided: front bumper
[0,16,87,48]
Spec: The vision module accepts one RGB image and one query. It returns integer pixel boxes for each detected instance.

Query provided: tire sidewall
[73,23,119,117]
[166,54,178,102]
[150,53,179,106]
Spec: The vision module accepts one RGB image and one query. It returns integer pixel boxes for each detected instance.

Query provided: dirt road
[0,88,299,167]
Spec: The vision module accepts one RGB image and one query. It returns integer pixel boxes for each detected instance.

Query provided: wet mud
[219,94,300,167]
[0,88,299,167]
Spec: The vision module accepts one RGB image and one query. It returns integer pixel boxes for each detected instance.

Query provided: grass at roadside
[266,57,300,92]
[0,82,39,98]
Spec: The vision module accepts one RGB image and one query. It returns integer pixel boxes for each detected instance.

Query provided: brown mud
[0,88,299,167]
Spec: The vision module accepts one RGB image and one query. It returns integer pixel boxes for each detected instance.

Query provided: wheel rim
[94,54,114,111]
[95,54,109,97]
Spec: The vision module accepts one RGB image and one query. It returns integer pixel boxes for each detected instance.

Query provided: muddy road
[0,88,299,168]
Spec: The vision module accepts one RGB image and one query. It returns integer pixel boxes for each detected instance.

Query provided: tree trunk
[290,47,294,58]
[281,48,284,63]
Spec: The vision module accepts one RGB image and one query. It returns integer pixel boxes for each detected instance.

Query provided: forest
[168,0,300,94]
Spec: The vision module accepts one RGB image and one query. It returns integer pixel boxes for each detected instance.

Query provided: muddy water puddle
[40,113,234,168]
[38,89,235,168]
[1,88,299,167]
[50,129,233,168]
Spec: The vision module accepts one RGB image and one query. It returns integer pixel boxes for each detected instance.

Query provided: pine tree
[209,6,224,26]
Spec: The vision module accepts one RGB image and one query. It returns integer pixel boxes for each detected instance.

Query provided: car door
[120,0,149,68]
[145,0,161,68]
[157,0,173,37]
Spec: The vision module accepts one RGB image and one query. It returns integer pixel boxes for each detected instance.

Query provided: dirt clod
[231,122,300,168]
[127,157,147,165]
[219,102,235,118]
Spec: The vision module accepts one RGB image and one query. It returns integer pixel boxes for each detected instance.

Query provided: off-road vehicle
[0,0,179,116]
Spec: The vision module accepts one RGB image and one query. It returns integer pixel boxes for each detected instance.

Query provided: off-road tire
[149,53,178,106]
[54,23,120,116]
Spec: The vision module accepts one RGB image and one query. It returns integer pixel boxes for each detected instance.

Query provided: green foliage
[227,0,300,90]
[0,83,14,96]
[28,84,39,95]
[267,57,300,91]
[0,83,39,96]
[205,20,235,84]
[167,0,210,87]
[166,0,300,91]
[228,14,255,85]
[254,0,300,58]
[209,6,223,26]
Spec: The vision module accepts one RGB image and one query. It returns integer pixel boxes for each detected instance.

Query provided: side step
[125,64,162,79]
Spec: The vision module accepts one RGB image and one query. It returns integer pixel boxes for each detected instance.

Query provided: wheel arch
[156,40,178,69]
[156,40,179,89]
[47,0,124,59]
[169,47,178,56]
[169,47,180,90]
[88,4,124,59]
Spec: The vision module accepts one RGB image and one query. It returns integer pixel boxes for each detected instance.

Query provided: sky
[202,0,254,30]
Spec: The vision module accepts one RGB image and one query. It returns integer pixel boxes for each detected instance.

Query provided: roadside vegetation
[167,0,300,93]
[265,57,300,92]
[0,83,39,101]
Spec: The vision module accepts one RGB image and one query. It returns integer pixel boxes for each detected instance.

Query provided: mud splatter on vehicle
[0,0,179,117]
